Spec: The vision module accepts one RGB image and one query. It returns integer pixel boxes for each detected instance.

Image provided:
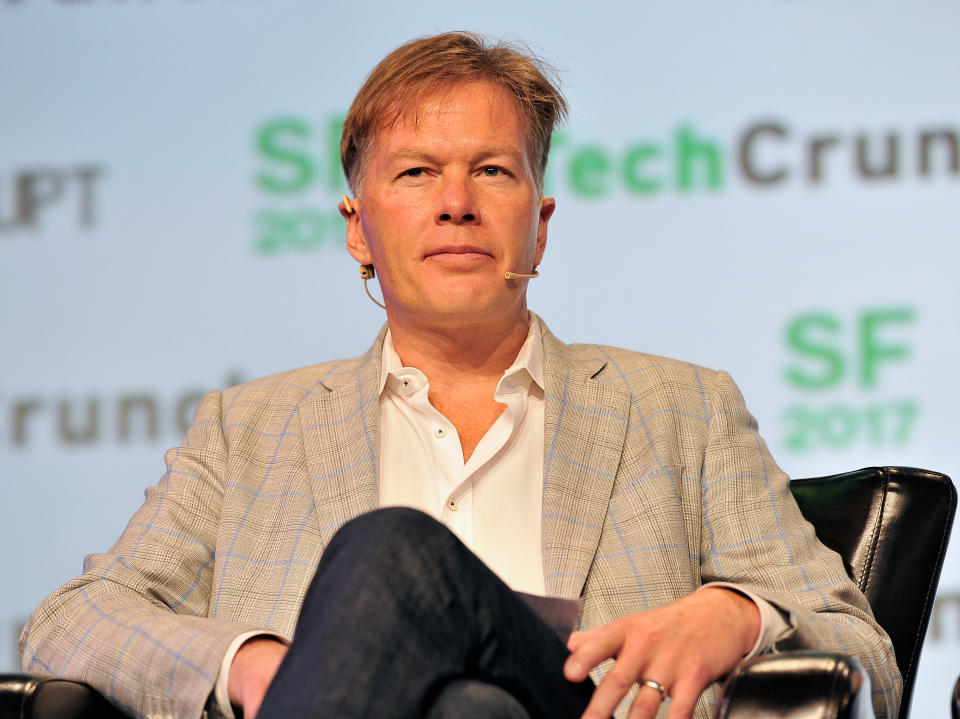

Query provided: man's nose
[436,175,479,225]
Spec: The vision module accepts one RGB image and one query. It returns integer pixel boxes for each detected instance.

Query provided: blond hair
[341,31,567,193]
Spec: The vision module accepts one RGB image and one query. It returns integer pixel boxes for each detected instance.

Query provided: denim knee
[426,679,531,719]
[323,507,458,574]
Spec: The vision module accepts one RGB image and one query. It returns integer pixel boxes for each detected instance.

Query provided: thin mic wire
[364,278,386,309]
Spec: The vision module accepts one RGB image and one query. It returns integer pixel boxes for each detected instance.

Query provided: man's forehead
[372,81,526,143]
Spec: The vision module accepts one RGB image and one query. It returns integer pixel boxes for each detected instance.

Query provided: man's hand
[564,587,761,719]
[228,636,288,719]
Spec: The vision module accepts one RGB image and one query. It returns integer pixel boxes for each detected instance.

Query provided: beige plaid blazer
[21,317,900,719]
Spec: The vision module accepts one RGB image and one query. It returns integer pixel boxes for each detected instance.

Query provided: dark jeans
[257,507,596,719]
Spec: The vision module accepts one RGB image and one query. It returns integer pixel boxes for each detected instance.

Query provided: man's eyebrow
[385,149,437,165]
[385,146,525,164]
[476,145,524,161]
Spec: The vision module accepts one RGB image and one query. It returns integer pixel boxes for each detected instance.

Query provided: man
[21,32,900,719]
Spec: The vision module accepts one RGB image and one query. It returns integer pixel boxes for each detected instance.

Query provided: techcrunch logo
[0,164,106,234]
[253,117,348,256]
[780,307,918,453]
[545,121,959,197]
[252,116,960,254]
[0,370,244,449]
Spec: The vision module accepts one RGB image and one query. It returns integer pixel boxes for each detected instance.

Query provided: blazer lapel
[539,320,630,599]
[298,328,386,535]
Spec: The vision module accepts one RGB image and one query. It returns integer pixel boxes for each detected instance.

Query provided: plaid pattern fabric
[20,317,900,719]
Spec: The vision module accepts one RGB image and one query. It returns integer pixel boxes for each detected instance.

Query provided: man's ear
[534,196,556,266]
[340,197,372,265]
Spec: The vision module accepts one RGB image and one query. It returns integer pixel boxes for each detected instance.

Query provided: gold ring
[641,678,668,700]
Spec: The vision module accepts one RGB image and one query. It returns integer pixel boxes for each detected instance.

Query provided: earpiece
[359,264,385,309]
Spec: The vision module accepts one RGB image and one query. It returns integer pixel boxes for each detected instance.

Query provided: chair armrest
[715,651,868,719]
[0,673,130,719]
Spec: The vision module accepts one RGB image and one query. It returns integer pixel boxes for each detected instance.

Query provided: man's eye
[403,168,424,178]
[482,166,502,176]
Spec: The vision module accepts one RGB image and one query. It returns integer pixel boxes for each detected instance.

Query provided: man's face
[344,80,555,328]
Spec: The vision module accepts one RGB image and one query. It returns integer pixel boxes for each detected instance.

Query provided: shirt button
[434,426,447,438]
[447,498,459,511]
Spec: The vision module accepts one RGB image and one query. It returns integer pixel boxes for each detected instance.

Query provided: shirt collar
[378,315,544,396]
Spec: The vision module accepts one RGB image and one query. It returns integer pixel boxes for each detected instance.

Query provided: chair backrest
[790,466,956,719]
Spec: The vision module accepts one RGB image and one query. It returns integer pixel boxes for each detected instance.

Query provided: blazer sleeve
[699,369,902,719]
[19,390,265,719]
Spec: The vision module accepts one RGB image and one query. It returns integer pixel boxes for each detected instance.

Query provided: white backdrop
[2,1,958,715]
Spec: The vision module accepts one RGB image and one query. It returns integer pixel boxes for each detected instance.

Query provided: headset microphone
[504,270,540,280]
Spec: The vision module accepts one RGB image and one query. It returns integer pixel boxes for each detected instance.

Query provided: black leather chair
[0,673,127,719]
[3,467,955,719]
[718,652,870,719]
[718,466,956,718]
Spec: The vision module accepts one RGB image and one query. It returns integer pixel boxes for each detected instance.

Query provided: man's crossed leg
[255,508,597,719]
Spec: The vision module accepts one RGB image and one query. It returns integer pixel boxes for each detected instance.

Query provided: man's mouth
[425,246,494,265]
[426,245,492,257]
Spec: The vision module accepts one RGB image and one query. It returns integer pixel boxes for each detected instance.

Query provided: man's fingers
[582,669,640,719]
[570,591,758,718]
[625,681,667,719]
[564,625,625,681]
[578,645,652,719]
[566,629,590,651]
[663,676,704,719]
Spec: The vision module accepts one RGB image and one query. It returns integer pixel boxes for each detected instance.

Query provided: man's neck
[386,310,532,387]
[386,309,533,463]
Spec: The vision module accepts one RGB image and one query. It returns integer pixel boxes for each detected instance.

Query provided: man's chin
[412,298,526,330]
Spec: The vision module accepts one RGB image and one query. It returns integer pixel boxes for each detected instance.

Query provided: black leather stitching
[858,468,887,596]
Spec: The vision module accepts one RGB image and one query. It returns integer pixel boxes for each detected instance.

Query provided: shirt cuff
[698,582,790,658]
[214,630,290,718]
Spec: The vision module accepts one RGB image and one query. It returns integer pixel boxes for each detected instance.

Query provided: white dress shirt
[378,320,546,595]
